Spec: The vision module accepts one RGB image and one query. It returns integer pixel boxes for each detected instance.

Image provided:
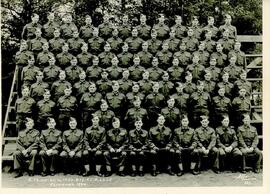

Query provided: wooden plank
[245,54,262,57]
[246,78,262,81]
[2,155,13,161]
[253,112,262,121]
[3,137,17,141]
[237,35,262,42]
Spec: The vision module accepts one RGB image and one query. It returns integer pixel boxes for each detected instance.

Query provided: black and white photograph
[0,0,267,189]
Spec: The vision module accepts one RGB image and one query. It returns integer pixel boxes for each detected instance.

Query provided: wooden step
[2,155,13,161]
[3,137,17,141]
[6,121,16,125]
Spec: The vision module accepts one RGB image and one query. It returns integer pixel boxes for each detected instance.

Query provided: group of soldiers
[13,12,262,178]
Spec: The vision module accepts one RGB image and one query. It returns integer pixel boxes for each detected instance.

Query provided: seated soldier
[36,42,54,68]
[136,14,151,40]
[238,114,262,173]
[117,42,133,68]
[60,117,83,175]
[13,118,40,178]
[104,117,128,176]
[60,14,78,39]
[216,116,242,172]
[129,117,150,176]
[107,56,123,80]
[128,55,145,81]
[86,56,102,81]
[149,114,174,176]
[77,43,92,70]
[15,86,36,132]
[125,28,143,54]
[173,116,199,176]
[21,55,40,87]
[43,55,61,86]
[30,71,49,102]
[80,82,102,129]
[49,29,65,55]
[167,57,184,82]
[94,99,115,130]
[79,15,94,41]
[152,14,170,40]
[82,115,106,177]
[107,28,123,54]
[98,42,116,68]
[56,43,74,70]
[39,118,62,176]
[171,15,186,39]
[195,115,219,174]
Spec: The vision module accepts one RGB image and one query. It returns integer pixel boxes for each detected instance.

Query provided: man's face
[69,119,77,129]
[229,57,237,65]
[47,119,56,129]
[158,16,165,23]
[123,15,128,23]
[151,32,157,39]
[122,44,128,52]
[111,58,119,66]
[35,30,42,37]
[162,43,169,51]
[180,43,186,51]
[168,99,175,108]
[62,45,69,52]
[192,18,199,26]
[170,30,176,38]
[26,119,34,129]
[205,31,212,39]
[181,118,189,127]
[73,31,79,38]
[21,42,28,50]
[93,29,99,36]
[32,15,39,23]
[133,100,141,107]
[142,42,148,51]
[152,84,159,92]
[36,73,43,81]
[223,31,229,39]
[175,17,182,25]
[240,72,247,80]
[101,72,108,79]
[112,119,120,128]
[135,120,143,130]
[157,116,165,125]
[66,15,72,23]
[43,92,51,100]
[112,29,119,36]
[101,103,108,111]
[243,116,250,125]
[59,72,66,80]
[42,43,49,51]
[142,72,149,79]
[132,85,139,93]
[92,117,99,126]
[140,15,146,24]
[122,71,129,79]
[70,58,77,66]
[187,29,193,37]
[222,73,229,82]
[64,88,72,96]
[225,16,232,24]
[132,29,138,37]
[79,72,86,80]
[208,17,214,25]
[193,55,200,64]
[218,88,225,96]
[152,58,158,66]
[197,83,204,91]
[222,118,229,127]
[85,17,92,25]
[176,84,183,93]
[216,44,223,52]
[204,73,211,81]
[133,57,140,65]
[22,88,30,97]
[104,44,111,52]
[48,13,54,21]
[162,74,169,81]
[92,57,99,65]
[54,30,60,38]
[239,89,246,97]
[210,58,217,66]
[28,57,35,65]
[112,83,119,91]
[81,44,88,52]
[185,74,192,82]
[235,43,241,50]
[199,43,205,51]
[201,119,209,127]
[172,58,179,66]
[89,84,96,93]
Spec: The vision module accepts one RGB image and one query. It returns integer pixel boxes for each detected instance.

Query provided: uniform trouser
[16,113,32,132]
[39,150,59,172]
[129,150,147,166]
[218,147,242,170]
[174,148,199,166]
[103,150,127,168]
[58,111,73,131]
[60,150,82,173]
[192,108,209,128]
[197,147,219,169]
[149,148,174,170]
[240,147,262,170]
[13,150,38,171]
[82,150,104,165]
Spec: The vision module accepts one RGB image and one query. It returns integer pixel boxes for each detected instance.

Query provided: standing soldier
[202,70,216,96]
[49,29,65,55]
[13,118,39,178]
[43,12,59,39]
[186,54,205,82]
[223,54,243,83]
[119,14,131,40]
[146,57,163,81]
[159,72,174,98]
[152,14,170,40]
[216,72,234,99]
[189,81,211,127]
[60,14,78,39]
[30,71,49,102]
[171,82,190,120]
[21,55,40,87]
[183,71,196,95]
[104,117,129,176]
[190,16,202,40]
[128,117,150,176]
[67,30,85,55]
[216,116,242,172]
[166,29,180,53]
[125,97,148,129]
[156,41,173,70]
[118,70,133,94]
[128,55,145,81]
[79,15,94,41]
[202,30,216,53]
[125,28,143,54]
[212,86,231,127]
[30,28,48,56]
[195,116,219,174]
[60,117,83,175]
[117,42,133,68]
[205,57,221,82]
[43,56,61,86]
[98,14,113,39]
[106,81,126,117]
[107,57,123,80]
[137,14,151,40]
[233,69,252,97]
[65,57,83,85]
[138,70,153,95]
[147,29,162,55]
[219,14,237,40]
[88,28,105,55]
[15,86,36,132]
[171,15,186,39]
[82,115,106,176]
[107,28,123,54]
[56,43,74,70]
[238,114,262,173]
[80,82,102,129]
[193,42,210,66]
[94,100,115,130]
[161,97,180,129]
[86,56,102,81]
[21,13,42,40]
[57,86,77,130]
[202,16,218,40]
[51,70,72,101]
[144,82,165,123]
[77,43,92,70]
[96,70,112,96]
[137,41,153,69]
[149,114,174,176]
[173,42,192,68]
[182,28,199,52]
[218,30,235,54]
[126,83,145,108]
[39,118,62,176]
[73,70,90,100]
[98,42,116,68]
[173,116,199,176]
[210,42,228,68]
[15,40,34,68]
[228,41,246,68]
[36,42,54,68]
[36,89,56,131]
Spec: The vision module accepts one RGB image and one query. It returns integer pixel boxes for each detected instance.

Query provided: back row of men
[13,114,262,178]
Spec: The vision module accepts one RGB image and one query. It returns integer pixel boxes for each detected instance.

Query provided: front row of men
[13,114,262,178]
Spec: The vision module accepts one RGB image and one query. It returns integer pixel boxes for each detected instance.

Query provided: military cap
[200,115,209,121]
[69,117,77,122]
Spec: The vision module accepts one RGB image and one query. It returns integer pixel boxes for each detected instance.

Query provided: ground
[1,170,262,187]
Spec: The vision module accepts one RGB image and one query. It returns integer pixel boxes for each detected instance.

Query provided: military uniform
[22,22,42,40]
[152,23,170,40]
[202,39,216,53]
[167,37,180,53]
[73,79,90,99]
[219,24,237,40]
[228,49,246,68]
[161,106,180,129]
[107,36,123,54]
[60,128,84,174]
[234,79,252,97]
[202,25,219,40]
[77,51,92,70]
[15,96,36,131]
[106,91,126,117]
[56,51,74,70]
[145,92,165,122]
[80,92,102,128]
[193,50,210,66]
[182,37,199,52]
[212,95,231,125]
[65,65,83,85]
[210,52,227,68]
[138,79,153,95]
[171,24,186,39]
[36,99,56,130]
[156,50,173,70]
[232,96,251,126]
[86,65,102,81]
[88,36,105,55]
[203,80,216,96]
[147,38,162,55]
[218,38,235,54]
[43,21,59,39]
[94,109,115,130]
[137,51,153,69]
[57,95,77,130]
[137,23,151,40]
[159,80,174,98]
[107,65,123,80]
[15,50,34,67]
[119,24,131,40]
[217,81,234,99]
[98,51,116,68]
[237,124,262,172]
[30,81,49,101]
[98,22,113,39]
[126,92,145,107]
[205,66,221,82]
[183,82,196,95]
[171,92,190,118]
[96,78,112,96]
[128,65,145,81]
[118,78,133,94]
[117,51,133,68]
[147,66,163,81]
[13,128,40,174]
[125,36,144,54]
[191,25,202,40]
[30,37,48,55]
[39,128,62,174]
[167,65,184,82]
[67,37,85,55]
[195,126,219,171]
[60,22,78,39]
[186,64,205,82]
[125,107,148,128]
[36,50,54,68]
[51,80,72,101]
[216,126,242,170]
[223,65,243,83]
[173,50,192,67]
[21,65,40,87]
[79,24,94,41]
[49,37,65,54]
